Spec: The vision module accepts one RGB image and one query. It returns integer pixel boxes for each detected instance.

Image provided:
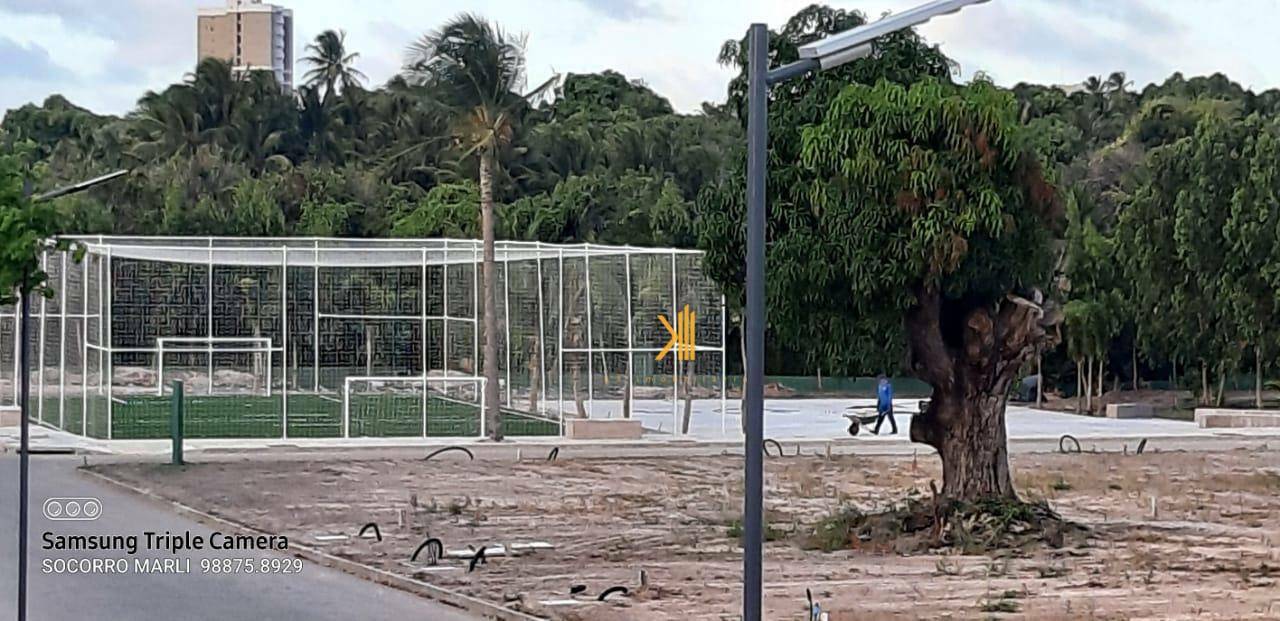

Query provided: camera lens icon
[43,497,102,521]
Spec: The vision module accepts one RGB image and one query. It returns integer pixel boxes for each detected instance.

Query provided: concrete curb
[79,468,545,621]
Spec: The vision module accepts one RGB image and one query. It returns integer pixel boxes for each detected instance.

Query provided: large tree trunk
[479,149,502,441]
[905,287,1056,502]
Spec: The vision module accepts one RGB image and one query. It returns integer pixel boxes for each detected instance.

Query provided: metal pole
[584,250,594,417]
[59,251,67,430]
[557,250,564,432]
[18,294,30,621]
[313,241,320,393]
[207,244,214,396]
[503,256,512,409]
[624,253,634,418]
[36,254,47,425]
[105,248,113,439]
[421,247,428,437]
[535,246,547,414]
[670,252,678,433]
[170,380,184,465]
[743,22,769,621]
[82,253,89,435]
[281,246,288,439]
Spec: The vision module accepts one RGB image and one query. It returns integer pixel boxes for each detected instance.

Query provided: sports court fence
[0,237,726,439]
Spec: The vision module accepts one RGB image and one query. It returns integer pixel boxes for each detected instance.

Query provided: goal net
[342,375,560,438]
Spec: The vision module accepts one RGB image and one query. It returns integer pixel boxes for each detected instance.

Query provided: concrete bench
[564,418,644,440]
[1106,403,1154,419]
[1195,408,1280,429]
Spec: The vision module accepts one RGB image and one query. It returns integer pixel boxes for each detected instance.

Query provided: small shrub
[803,506,867,552]
[980,598,1020,613]
[726,519,785,542]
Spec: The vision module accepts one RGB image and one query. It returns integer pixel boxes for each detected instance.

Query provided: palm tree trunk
[1215,363,1227,407]
[1075,359,1083,414]
[1096,356,1105,402]
[1036,352,1043,408]
[1256,345,1264,409]
[1084,357,1092,412]
[1131,344,1138,391]
[480,148,502,440]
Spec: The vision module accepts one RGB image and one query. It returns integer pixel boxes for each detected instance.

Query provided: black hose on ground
[597,586,629,601]
[763,438,784,458]
[468,546,488,573]
[1058,434,1082,454]
[547,447,560,462]
[424,446,474,462]
[410,537,444,565]
[1136,438,1148,455]
[357,522,381,542]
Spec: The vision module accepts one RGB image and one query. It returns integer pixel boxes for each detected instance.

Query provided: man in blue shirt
[872,376,897,435]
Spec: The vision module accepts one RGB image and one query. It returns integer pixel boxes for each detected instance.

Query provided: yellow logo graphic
[657,304,696,361]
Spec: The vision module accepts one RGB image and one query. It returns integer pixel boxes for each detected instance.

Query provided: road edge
[78,467,545,621]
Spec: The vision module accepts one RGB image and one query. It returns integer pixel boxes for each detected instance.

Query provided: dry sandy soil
[92,447,1280,620]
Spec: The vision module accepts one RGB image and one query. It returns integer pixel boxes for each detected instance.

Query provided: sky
[0,0,1277,116]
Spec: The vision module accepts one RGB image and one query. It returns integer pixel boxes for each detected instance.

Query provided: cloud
[1,0,1279,116]
[0,35,72,80]
[569,0,665,21]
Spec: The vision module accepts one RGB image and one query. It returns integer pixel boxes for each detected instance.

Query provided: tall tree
[404,14,554,440]
[701,24,1061,500]
[302,30,367,101]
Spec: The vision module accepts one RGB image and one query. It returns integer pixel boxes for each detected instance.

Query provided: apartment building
[197,0,294,91]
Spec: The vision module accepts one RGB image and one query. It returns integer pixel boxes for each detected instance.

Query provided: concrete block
[564,418,644,440]
[1194,408,1280,429]
[0,407,18,427]
[1106,403,1154,419]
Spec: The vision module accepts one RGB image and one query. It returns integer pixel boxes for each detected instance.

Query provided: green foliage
[700,74,1056,376]
[505,170,692,245]
[1118,114,1256,383]
[553,71,672,119]
[0,146,71,302]
[392,181,480,238]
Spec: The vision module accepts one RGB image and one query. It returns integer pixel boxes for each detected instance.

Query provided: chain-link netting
[8,238,725,440]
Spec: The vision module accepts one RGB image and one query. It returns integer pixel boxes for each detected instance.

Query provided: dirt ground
[92,447,1280,620]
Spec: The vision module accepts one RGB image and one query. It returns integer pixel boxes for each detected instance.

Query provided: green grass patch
[59,392,560,439]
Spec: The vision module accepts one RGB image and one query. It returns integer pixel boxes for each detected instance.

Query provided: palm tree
[404,14,555,440]
[302,29,367,101]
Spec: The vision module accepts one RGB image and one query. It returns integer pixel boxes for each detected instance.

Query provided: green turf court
[56,392,560,440]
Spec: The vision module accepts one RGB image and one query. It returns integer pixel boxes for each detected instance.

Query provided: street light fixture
[16,169,128,621]
[739,2,991,620]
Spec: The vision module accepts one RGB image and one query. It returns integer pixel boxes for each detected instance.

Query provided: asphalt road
[0,454,477,621]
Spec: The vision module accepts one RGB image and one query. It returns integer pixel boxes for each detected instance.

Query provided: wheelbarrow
[843,400,930,436]
[841,407,880,436]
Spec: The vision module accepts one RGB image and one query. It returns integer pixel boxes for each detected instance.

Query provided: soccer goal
[156,337,277,397]
[343,375,563,438]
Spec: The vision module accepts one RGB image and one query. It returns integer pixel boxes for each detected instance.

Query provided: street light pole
[739,3,991,619]
[742,22,768,621]
[15,169,127,621]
